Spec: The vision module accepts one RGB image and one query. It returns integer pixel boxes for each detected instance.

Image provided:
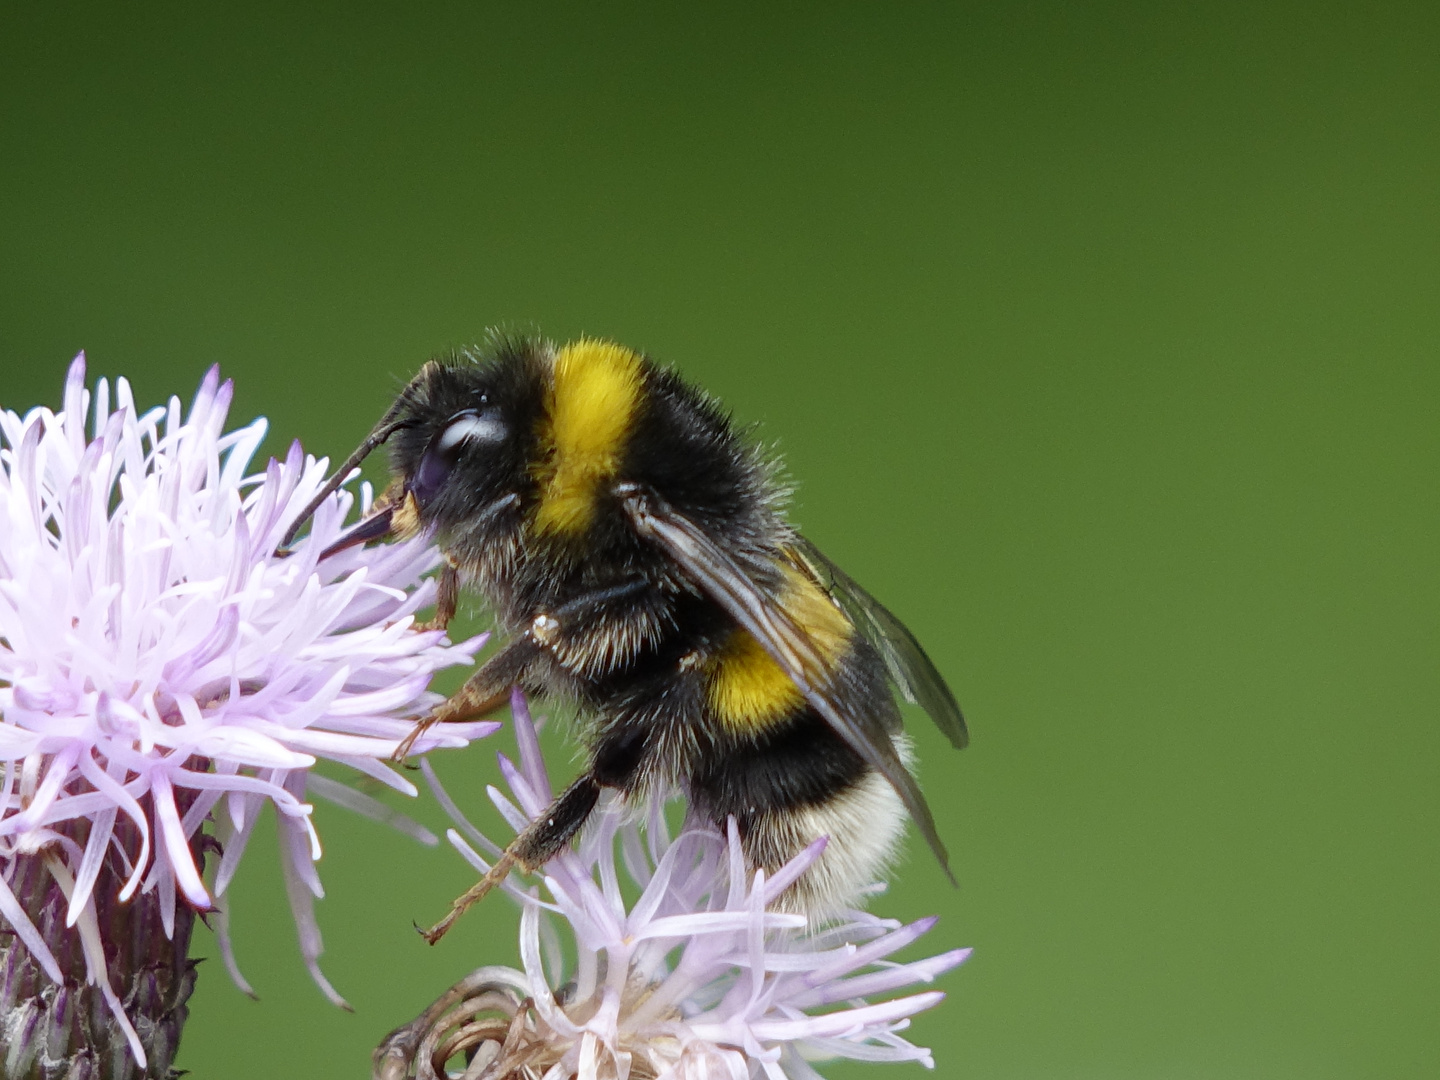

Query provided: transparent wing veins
[618,484,953,881]
[789,536,968,750]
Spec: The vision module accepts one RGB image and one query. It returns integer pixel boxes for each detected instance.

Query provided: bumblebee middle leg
[393,635,543,761]
[421,774,601,944]
[396,578,652,761]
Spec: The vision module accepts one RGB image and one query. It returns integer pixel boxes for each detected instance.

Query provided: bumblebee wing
[619,485,953,881]
[789,536,968,750]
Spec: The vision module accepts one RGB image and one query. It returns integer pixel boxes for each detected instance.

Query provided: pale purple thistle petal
[0,355,495,1066]
[410,690,968,1080]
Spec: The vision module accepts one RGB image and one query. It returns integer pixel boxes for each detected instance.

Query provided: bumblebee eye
[437,410,506,452]
[412,409,507,505]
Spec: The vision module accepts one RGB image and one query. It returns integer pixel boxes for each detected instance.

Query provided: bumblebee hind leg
[421,774,601,944]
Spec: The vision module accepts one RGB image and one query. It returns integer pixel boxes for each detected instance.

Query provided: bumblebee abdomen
[687,707,870,814]
[702,559,854,731]
[687,641,910,913]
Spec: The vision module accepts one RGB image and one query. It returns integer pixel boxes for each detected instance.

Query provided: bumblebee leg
[397,581,648,761]
[413,561,459,634]
[393,636,543,761]
[420,774,601,944]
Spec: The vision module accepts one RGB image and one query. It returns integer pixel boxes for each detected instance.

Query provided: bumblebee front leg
[420,774,601,944]
[393,635,543,761]
[413,561,460,634]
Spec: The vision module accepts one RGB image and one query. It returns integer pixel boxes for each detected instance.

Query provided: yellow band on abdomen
[706,564,854,734]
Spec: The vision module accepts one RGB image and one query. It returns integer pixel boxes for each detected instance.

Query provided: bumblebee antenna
[278,405,409,552]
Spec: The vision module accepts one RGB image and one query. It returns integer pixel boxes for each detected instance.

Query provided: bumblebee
[284,336,967,939]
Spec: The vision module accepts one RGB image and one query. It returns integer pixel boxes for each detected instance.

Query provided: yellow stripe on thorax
[532,339,644,535]
[707,564,853,734]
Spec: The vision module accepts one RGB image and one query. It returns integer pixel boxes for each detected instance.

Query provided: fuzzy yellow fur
[707,565,853,733]
[533,339,645,535]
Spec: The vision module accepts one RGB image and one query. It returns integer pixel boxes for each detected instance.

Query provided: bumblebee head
[382,348,542,538]
[279,341,544,555]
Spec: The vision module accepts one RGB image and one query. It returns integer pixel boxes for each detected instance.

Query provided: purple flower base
[0,800,203,1080]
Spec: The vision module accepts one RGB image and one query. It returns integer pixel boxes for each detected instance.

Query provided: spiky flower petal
[0,355,492,1072]
[380,692,968,1080]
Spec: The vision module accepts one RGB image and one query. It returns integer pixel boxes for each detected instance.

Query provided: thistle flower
[377,692,969,1080]
[0,355,492,1075]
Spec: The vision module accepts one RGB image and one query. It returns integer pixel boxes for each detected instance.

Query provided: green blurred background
[2,2,1437,1076]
